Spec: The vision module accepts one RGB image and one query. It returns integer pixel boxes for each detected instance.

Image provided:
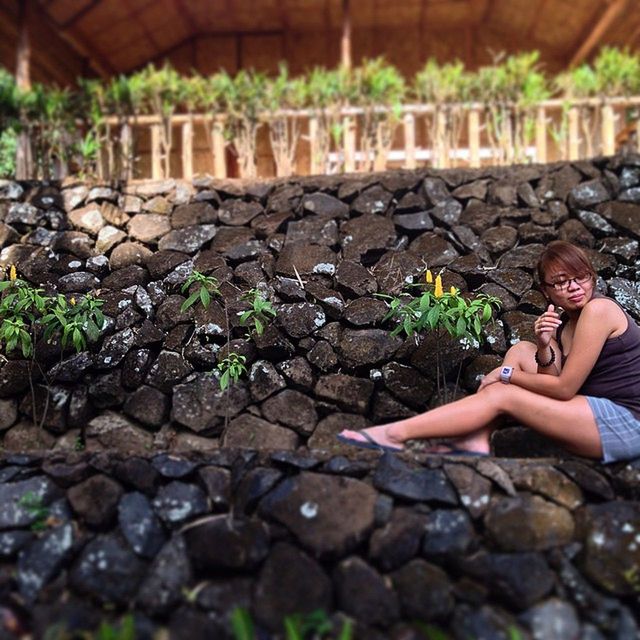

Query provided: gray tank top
[557,296,640,419]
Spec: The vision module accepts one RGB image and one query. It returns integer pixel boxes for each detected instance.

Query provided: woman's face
[542,266,595,311]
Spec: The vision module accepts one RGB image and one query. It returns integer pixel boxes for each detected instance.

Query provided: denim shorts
[586,396,640,463]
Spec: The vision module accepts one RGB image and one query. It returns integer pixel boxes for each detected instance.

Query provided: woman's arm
[510,299,621,399]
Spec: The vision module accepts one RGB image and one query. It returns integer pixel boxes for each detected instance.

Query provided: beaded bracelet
[534,346,556,367]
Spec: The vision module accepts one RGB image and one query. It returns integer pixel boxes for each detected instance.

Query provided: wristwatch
[500,366,514,384]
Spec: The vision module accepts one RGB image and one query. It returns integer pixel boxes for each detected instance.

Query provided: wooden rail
[93,97,640,179]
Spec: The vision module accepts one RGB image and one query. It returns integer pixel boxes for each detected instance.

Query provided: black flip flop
[336,430,403,453]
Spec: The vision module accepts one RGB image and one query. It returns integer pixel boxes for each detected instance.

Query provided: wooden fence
[99,96,640,180]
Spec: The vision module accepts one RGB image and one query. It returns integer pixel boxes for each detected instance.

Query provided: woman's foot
[337,425,404,451]
[431,429,491,455]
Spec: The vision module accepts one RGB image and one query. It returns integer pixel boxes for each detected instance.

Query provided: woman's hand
[534,304,562,349]
[478,366,502,392]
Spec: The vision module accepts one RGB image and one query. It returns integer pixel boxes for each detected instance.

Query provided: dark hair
[536,241,596,286]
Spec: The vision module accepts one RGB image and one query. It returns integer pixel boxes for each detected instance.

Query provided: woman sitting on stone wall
[338,240,640,463]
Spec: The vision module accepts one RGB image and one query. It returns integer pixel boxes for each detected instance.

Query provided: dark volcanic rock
[334,556,399,626]
[277,303,326,338]
[341,214,397,261]
[118,491,166,558]
[123,385,170,428]
[373,454,458,504]
[171,202,217,228]
[275,244,337,277]
[183,514,269,570]
[391,559,454,620]
[158,224,217,253]
[223,414,299,450]
[259,472,377,558]
[254,542,332,632]
[218,200,263,225]
[336,329,402,367]
[152,481,208,525]
[261,390,318,435]
[408,232,458,266]
[67,474,124,527]
[369,508,428,571]
[136,535,193,616]
[315,374,374,413]
[70,533,147,605]
[577,501,640,595]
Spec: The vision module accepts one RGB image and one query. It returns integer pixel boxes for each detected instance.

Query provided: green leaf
[455,316,466,336]
[219,369,230,391]
[181,290,200,313]
[254,317,264,335]
[200,286,211,308]
[482,303,492,322]
[230,607,255,640]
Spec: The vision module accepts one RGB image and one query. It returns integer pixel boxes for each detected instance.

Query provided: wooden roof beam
[60,0,102,30]
[569,0,628,68]
[34,0,116,77]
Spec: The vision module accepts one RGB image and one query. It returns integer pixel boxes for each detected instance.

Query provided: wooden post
[568,106,580,161]
[403,112,416,169]
[535,106,547,163]
[343,115,356,172]
[468,109,480,168]
[308,116,321,175]
[151,124,162,179]
[601,104,616,156]
[181,120,193,179]
[15,0,32,179]
[341,0,352,69]
[120,123,132,180]
[212,117,227,179]
[636,118,640,152]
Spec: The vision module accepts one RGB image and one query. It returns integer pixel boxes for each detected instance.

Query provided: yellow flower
[434,274,443,298]
[70,297,76,306]
[9,265,16,281]
[425,269,433,284]
[450,286,457,296]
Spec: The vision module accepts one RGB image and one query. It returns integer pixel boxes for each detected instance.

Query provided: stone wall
[1,157,640,454]
[0,448,639,638]
[1,158,640,637]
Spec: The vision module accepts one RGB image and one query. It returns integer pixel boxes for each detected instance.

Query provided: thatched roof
[1,0,639,85]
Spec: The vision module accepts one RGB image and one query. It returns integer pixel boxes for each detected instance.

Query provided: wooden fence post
[568,107,580,161]
[343,115,356,173]
[403,112,416,169]
[212,117,227,179]
[309,116,321,175]
[536,107,547,164]
[468,109,480,168]
[181,120,193,180]
[436,110,448,168]
[601,104,616,156]
[151,124,162,179]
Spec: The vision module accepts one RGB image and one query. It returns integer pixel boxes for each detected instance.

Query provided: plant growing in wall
[265,64,308,177]
[352,57,406,172]
[238,287,277,336]
[378,270,501,403]
[0,266,105,430]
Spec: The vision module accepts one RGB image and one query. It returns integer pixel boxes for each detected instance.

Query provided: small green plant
[230,607,354,640]
[41,294,106,352]
[239,288,276,336]
[180,270,221,312]
[17,491,49,532]
[378,269,501,402]
[43,614,136,640]
[217,353,247,391]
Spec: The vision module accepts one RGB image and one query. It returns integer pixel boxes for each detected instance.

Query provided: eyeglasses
[543,274,592,292]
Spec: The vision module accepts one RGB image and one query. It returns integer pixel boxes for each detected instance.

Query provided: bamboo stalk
[212,117,227,179]
[568,107,580,160]
[343,115,356,173]
[181,120,194,179]
[403,112,416,169]
[309,116,320,175]
[468,109,480,168]
[536,106,547,163]
[601,104,616,156]
[119,123,132,180]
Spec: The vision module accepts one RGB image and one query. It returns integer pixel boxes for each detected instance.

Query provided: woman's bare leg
[426,341,541,453]
[339,382,602,458]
